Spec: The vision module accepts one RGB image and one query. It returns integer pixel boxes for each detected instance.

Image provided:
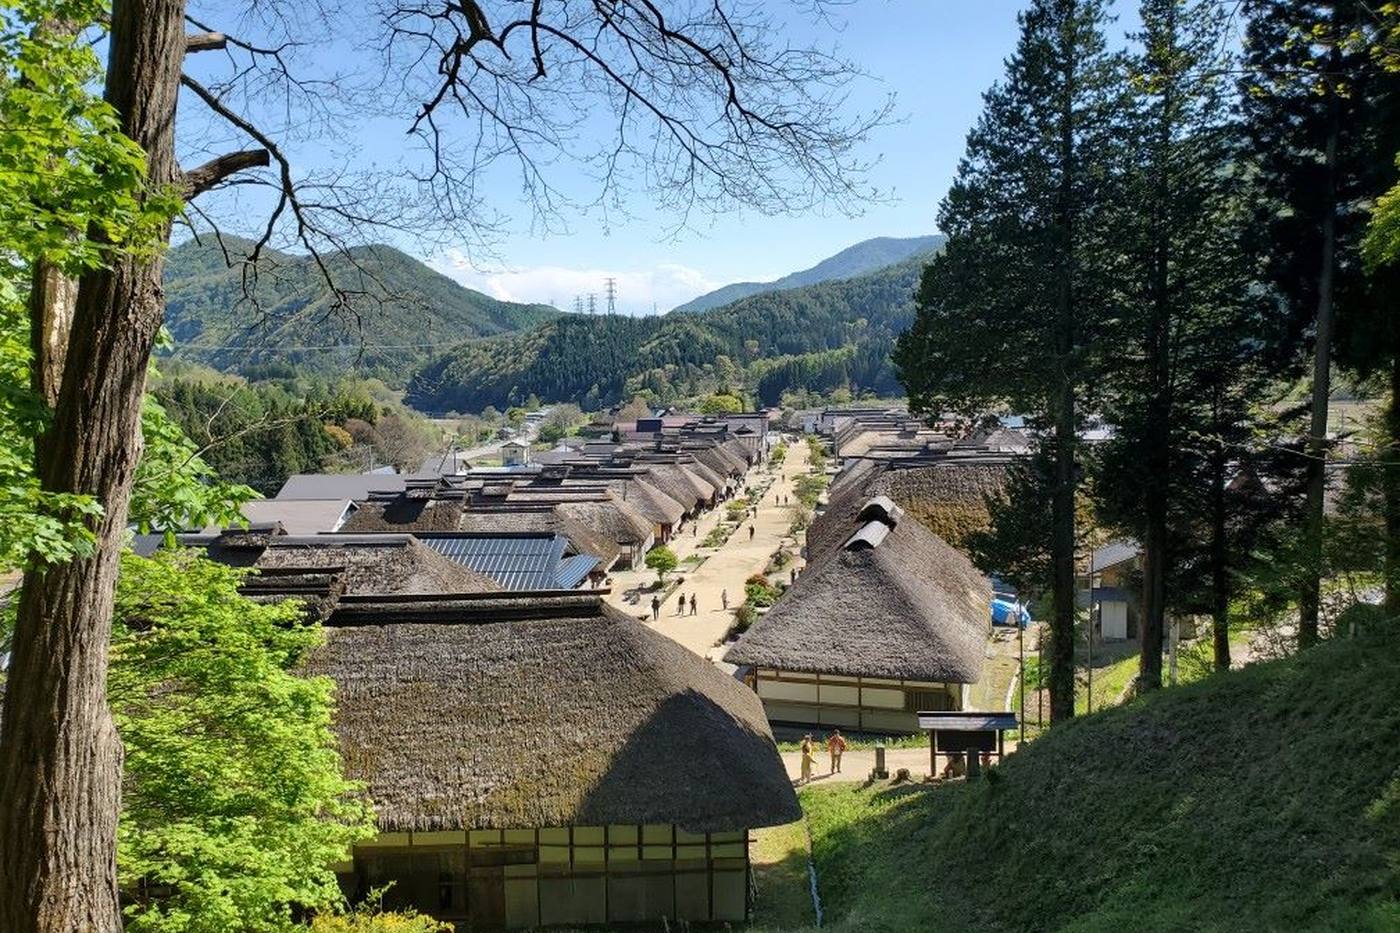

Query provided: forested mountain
[161,236,559,385]
[670,234,945,314]
[407,245,939,413]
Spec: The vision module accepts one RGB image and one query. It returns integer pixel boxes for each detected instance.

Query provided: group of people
[796,730,848,785]
[650,592,699,618]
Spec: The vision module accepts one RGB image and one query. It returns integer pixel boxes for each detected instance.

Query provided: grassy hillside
[161,236,558,386]
[671,234,945,314]
[407,247,938,412]
[775,628,1400,932]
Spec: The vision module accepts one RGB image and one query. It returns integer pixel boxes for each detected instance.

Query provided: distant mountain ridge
[161,236,559,385]
[670,234,945,314]
[407,240,946,413]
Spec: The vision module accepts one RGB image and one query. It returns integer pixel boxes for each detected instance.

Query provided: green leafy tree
[644,545,678,583]
[894,0,1123,722]
[110,550,375,933]
[700,392,744,414]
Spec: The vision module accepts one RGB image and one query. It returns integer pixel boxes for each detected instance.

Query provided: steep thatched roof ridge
[555,497,654,546]
[307,596,800,833]
[255,536,499,596]
[727,503,989,683]
[640,463,707,511]
[683,458,727,493]
[603,478,685,527]
[691,445,744,481]
[676,463,719,499]
[720,438,755,467]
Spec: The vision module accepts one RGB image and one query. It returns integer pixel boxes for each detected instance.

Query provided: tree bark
[1048,1,1079,724]
[1384,350,1400,619]
[1299,81,1339,651]
[29,262,78,407]
[0,2,187,930]
[1209,403,1231,670]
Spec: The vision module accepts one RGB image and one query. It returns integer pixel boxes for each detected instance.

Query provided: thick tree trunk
[0,2,186,930]
[29,262,77,406]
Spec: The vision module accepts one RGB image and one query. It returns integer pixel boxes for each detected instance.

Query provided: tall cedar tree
[894,0,1123,723]
[1240,0,1400,645]
[1094,0,1254,683]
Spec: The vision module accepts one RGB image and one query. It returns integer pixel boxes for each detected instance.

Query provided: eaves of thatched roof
[727,499,989,683]
[639,463,707,511]
[682,458,726,495]
[554,497,654,547]
[604,478,685,528]
[306,593,799,833]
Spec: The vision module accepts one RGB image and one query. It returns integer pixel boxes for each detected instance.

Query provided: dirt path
[606,441,810,661]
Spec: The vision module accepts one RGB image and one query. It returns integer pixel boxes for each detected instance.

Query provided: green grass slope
[794,629,1400,933]
[161,236,558,386]
[671,234,945,314]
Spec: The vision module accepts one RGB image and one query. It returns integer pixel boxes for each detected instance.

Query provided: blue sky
[185,2,1032,312]
[433,2,1030,312]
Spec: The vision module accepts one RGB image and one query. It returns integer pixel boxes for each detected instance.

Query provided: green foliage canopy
[110,551,374,933]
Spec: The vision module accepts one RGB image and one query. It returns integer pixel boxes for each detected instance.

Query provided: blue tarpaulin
[991,597,1031,627]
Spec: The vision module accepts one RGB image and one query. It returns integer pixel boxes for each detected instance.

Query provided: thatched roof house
[554,497,654,561]
[307,591,798,928]
[726,496,990,733]
[809,457,1011,561]
[603,477,685,538]
[638,463,710,514]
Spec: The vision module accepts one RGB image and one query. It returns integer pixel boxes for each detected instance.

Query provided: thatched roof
[456,507,621,569]
[255,536,499,596]
[683,458,727,494]
[339,497,464,533]
[554,497,654,547]
[726,497,989,683]
[720,438,754,467]
[639,463,708,512]
[306,593,800,833]
[604,478,685,527]
[810,458,1010,561]
[691,445,744,481]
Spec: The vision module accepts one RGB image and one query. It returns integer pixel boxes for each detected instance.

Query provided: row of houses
[135,422,798,929]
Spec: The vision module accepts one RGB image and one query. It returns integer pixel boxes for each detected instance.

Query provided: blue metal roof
[419,534,595,590]
[554,554,601,590]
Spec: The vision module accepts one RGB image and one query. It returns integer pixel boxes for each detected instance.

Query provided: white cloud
[428,250,723,314]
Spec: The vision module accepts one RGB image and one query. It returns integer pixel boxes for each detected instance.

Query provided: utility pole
[573,295,584,315]
[605,277,617,315]
[588,293,597,315]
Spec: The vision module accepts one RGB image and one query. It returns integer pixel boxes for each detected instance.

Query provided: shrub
[645,545,678,581]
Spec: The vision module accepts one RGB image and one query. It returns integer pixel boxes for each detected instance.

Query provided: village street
[605,439,812,661]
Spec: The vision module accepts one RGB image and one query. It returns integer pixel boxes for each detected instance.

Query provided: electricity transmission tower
[573,295,585,315]
[587,293,597,315]
[605,277,618,315]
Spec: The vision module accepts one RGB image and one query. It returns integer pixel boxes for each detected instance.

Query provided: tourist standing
[721,588,729,610]
[799,735,817,785]
[650,595,660,620]
[826,730,847,774]
[690,593,698,616]
[677,593,686,616]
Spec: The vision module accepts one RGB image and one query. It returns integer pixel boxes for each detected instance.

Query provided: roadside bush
[745,573,782,608]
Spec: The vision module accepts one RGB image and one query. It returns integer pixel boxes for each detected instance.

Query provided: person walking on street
[748,525,755,541]
[650,595,660,620]
[677,593,686,616]
[721,588,729,610]
[826,730,847,774]
[689,593,698,616]
[799,735,817,785]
